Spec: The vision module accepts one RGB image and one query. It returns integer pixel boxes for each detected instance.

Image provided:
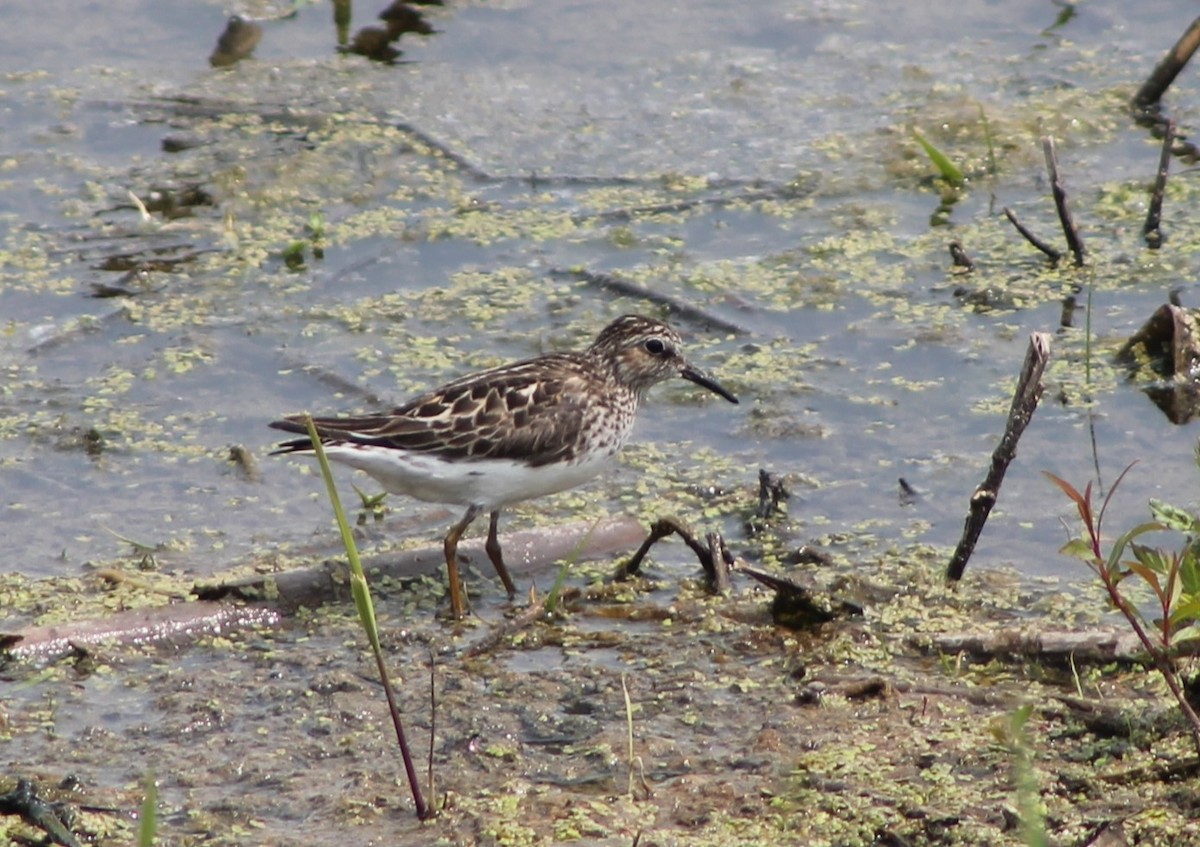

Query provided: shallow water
[6,2,1200,844]
[1,0,1198,590]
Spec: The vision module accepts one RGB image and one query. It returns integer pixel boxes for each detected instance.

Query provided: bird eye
[643,338,667,355]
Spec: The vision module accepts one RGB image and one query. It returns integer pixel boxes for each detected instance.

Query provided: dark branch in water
[948,240,974,271]
[618,516,736,594]
[555,268,751,336]
[1132,16,1200,113]
[1144,120,1175,249]
[946,333,1051,581]
[1042,136,1086,266]
[756,468,790,519]
[735,563,839,629]
[707,531,734,595]
[1002,207,1062,264]
[619,516,714,580]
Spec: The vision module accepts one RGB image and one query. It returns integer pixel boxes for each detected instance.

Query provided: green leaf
[1011,702,1034,728]
[1149,499,1200,535]
[352,483,388,509]
[1044,470,1093,529]
[1105,522,1164,575]
[1179,546,1200,595]
[1124,559,1165,605]
[1131,543,1171,575]
[1169,595,1200,628]
[912,128,966,187]
[1059,538,1097,563]
[1168,622,1200,643]
[351,573,382,653]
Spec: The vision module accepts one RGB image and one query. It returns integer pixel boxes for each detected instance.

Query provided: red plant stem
[372,649,431,819]
[1100,570,1200,755]
[1162,558,1179,644]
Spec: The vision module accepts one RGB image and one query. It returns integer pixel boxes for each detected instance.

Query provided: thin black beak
[680,365,739,404]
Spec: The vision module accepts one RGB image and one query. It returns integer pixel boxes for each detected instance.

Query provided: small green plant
[990,705,1049,847]
[306,210,326,258]
[351,484,389,525]
[543,518,599,614]
[911,127,966,188]
[1046,464,1200,755]
[304,415,431,819]
[281,211,326,270]
[138,771,157,847]
[104,527,162,571]
[282,239,308,270]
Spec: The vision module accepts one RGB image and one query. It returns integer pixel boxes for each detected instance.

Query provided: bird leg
[444,504,483,619]
[485,510,518,599]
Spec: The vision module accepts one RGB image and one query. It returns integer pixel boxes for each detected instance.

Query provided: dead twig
[1132,16,1200,114]
[755,468,790,519]
[707,532,733,595]
[552,268,751,336]
[461,588,582,658]
[427,646,437,807]
[1144,120,1175,249]
[1003,207,1062,264]
[618,516,714,579]
[618,516,737,595]
[569,179,816,226]
[736,563,836,628]
[1042,136,1086,266]
[946,333,1052,581]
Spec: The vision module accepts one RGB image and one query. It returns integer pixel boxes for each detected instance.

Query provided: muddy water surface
[4,0,1200,844]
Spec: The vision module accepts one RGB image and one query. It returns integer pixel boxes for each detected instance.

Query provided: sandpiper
[270,314,738,619]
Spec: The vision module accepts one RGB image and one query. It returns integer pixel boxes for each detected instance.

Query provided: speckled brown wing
[270,354,597,468]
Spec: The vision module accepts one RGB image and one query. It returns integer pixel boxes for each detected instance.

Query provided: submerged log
[199,515,645,608]
[4,517,644,663]
[923,626,1200,664]
[1117,303,1200,423]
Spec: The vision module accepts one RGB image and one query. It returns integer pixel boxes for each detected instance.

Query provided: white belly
[319,442,618,511]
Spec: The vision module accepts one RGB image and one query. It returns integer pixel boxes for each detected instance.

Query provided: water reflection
[337,0,441,64]
[209,15,263,67]
[208,1,443,68]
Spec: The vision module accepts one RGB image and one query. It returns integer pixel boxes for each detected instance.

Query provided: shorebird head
[588,315,739,403]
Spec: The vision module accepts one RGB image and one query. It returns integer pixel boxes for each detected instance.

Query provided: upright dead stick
[1132,16,1200,112]
[947,333,1052,581]
[1042,137,1086,266]
[948,240,974,271]
[1144,120,1175,249]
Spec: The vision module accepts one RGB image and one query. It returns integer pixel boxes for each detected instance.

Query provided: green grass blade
[301,414,429,818]
[302,416,380,647]
[978,104,997,176]
[138,771,157,847]
[912,127,966,187]
[1007,706,1050,847]
[545,518,601,612]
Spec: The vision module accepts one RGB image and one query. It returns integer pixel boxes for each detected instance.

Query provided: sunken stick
[946,333,1052,581]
